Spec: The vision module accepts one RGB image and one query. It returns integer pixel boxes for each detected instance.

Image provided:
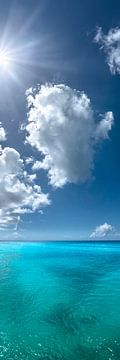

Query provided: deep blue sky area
[0,0,120,240]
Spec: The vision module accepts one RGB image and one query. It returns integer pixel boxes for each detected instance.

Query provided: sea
[0,241,120,359]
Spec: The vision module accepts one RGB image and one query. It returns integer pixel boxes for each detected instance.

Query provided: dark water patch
[44,302,78,335]
[46,263,105,297]
[46,249,120,301]
[79,314,98,327]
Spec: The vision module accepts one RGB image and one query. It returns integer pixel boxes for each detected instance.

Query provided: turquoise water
[0,242,120,359]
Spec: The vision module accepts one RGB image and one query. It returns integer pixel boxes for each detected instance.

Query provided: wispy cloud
[95,26,120,74]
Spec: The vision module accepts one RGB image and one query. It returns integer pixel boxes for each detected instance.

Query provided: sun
[0,50,11,69]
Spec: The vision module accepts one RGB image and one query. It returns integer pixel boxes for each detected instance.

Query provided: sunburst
[0,50,11,69]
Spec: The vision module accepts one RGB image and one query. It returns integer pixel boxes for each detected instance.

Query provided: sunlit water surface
[0,241,120,359]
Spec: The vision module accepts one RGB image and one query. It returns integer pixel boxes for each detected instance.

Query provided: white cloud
[90,222,113,239]
[95,27,120,74]
[0,146,50,229]
[95,112,114,140]
[0,125,6,141]
[25,84,114,188]
[25,156,34,165]
[32,160,43,171]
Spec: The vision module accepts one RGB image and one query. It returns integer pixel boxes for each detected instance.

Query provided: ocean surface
[0,241,120,359]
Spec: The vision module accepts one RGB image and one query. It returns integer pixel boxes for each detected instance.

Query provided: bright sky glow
[0,50,11,69]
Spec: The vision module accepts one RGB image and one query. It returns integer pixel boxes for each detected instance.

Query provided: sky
[0,0,120,241]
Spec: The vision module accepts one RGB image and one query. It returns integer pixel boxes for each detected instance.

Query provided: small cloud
[25,156,34,165]
[94,26,120,74]
[0,125,6,142]
[90,222,113,239]
[32,160,43,171]
[38,210,44,214]
[95,112,114,140]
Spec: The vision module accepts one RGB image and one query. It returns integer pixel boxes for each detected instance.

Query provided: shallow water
[0,241,120,359]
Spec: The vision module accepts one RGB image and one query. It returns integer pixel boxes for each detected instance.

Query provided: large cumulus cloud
[0,145,50,228]
[25,84,114,188]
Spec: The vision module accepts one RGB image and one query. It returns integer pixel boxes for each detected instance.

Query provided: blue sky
[0,0,120,240]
